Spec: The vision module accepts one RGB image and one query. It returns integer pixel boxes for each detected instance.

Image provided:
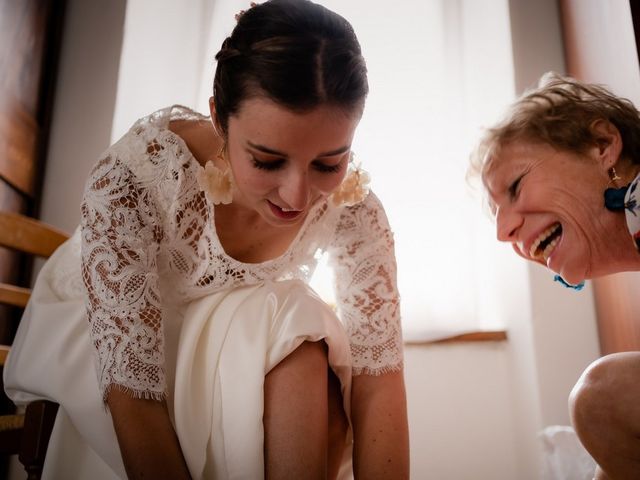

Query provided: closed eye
[313,160,343,173]
[508,176,523,198]
[252,157,284,171]
[251,155,345,173]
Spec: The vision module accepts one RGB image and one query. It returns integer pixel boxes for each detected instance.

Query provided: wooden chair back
[0,211,68,480]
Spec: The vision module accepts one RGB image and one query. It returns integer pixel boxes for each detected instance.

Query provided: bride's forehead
[229,102,359,143]
[234,97,355,121]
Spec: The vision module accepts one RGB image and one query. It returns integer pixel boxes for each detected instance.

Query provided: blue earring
[553,275,585,291]
[604,186,628,210]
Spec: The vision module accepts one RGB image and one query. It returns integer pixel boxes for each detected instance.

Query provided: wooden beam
[0,99,39,197]
[0,344,10,366]
[0,283,30,308]
[405,330,508,346]
[0,211,68,257]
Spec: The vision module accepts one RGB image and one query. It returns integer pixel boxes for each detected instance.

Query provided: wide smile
[528,222,563,263]
[267,200,304,221]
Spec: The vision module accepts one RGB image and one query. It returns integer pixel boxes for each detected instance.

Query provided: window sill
[404,330,507,346]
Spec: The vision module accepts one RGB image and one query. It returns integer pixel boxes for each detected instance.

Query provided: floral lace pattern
[328,200,402,375]
[80,106,403,399]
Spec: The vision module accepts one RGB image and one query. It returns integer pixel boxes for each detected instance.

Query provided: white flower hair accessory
[330,153,371,207]
[196,146,234,205]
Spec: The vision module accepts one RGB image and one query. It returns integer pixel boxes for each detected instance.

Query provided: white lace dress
[4,106,403,479]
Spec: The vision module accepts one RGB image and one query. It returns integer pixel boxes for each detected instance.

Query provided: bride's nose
[279,170,310,210]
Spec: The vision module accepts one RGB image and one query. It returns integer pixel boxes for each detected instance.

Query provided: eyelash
[251,157,343,173]
[252,157,284,171]
[314,162,342,173]
[509,176,523,198]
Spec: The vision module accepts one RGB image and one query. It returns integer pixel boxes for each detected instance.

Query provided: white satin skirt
[4,237,354,479]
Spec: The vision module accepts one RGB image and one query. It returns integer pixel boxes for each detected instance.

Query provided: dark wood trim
[32,0,67,218]
[18,400,59,480]
[630,0,640,68]
[0,0,66,203]
[405,330,508,346]
[0,106,39,196]
[0,211,69,257]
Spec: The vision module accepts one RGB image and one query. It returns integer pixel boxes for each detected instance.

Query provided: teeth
[529,223,561,259]
[280,207,299,212]
[542,236,560,263]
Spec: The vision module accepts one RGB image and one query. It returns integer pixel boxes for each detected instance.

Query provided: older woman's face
[483,140,618,285]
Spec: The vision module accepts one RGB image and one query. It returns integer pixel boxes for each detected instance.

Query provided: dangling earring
[196,144,234,205]
[553,274,585,291]
[604,166,629,211]
[609,167,621,183]
[330,152,371,207]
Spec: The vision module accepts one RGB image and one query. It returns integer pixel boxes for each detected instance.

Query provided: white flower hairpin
[330,153,371,207]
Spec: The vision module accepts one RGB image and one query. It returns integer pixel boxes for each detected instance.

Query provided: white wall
[562,0,640,106]
[110,0,217,142]
[405,343,518,480]
[39,0,127,233]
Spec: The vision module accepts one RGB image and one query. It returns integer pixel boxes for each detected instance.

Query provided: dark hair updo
[213,0,369,135]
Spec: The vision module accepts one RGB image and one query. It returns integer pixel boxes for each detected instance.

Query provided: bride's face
[222,97,360,227]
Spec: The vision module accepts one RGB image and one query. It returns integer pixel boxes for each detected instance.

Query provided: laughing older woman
[472,73,640,480]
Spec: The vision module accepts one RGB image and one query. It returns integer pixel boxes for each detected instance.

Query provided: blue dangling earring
[604,167,628,211]
[553,275,585,291]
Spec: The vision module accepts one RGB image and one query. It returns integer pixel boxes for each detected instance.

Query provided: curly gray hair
[469,72,640,181]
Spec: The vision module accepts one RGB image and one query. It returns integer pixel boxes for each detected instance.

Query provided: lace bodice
[80,106,402,400]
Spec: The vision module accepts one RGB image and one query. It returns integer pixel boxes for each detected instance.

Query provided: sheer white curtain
[196,0,519,340]
[113,0,519,341]
[306,0,517,340]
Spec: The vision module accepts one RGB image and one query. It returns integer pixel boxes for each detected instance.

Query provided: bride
[5,1,409,478]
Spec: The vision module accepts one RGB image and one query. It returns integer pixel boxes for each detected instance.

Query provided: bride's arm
[327,193,409,478]
[351,371,410,479]
[108,390,191,479]
[81,151,189,478]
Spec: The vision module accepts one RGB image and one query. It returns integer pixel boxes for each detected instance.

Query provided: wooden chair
[0,211,68,479]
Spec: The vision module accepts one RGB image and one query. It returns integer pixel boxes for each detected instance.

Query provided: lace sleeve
[80,153,166,401]
[327,192,403,375]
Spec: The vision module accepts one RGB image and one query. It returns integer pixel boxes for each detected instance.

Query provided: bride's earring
[330,152,371,207]
[196,144,234,205]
